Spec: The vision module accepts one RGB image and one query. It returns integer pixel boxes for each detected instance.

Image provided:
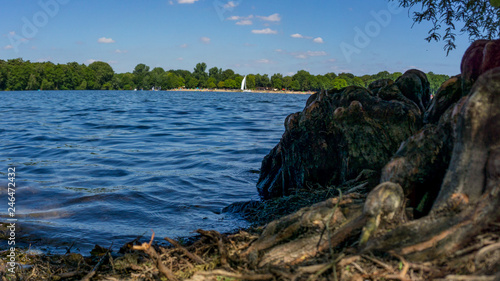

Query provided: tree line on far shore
[0,58,450,93]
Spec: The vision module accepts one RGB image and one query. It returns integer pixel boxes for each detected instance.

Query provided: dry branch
[164,236,206,265]
[133,231,178,281]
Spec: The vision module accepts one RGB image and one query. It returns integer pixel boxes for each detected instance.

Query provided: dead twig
[198,269,274,280]
[133,231,178,281]
[164,236,206,265]
[108,252,116,275]
[351,261,367,275]
[196,229,228,267]
[361,254,393,271]
[384,252,410,281]
[475,242,500,265]
[307,253,345,281]
[81,243,113,281]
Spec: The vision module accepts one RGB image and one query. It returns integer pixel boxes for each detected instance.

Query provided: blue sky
[0,0,472,76]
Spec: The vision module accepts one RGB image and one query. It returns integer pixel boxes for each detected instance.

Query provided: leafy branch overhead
[391,0,500,54]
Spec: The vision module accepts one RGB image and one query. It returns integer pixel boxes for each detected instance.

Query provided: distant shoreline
[164,88,314,95]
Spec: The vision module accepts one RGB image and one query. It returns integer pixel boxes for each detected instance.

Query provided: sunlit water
[0,90,310,254]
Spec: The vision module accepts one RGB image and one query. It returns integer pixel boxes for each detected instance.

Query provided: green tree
[290,80,301,91]
[352,77,364,87]
[26,73,39,90]
[427,72,450,94]
[221,69,235,81]
[391,0,500,53]
[41,79,54,90]
[293,70,313,91]
[89,61,114,88]
[193,62,207,78]
[271,73,283,89]
[77,80,88,90]
[390,72,403,81]
[209,67,221,82]
[186,77,199,88]
[283,76,292,90]
[332,77,348,89]
[207,77,217,89]
[234,76,243,89]
[246,75,256,89]
[224,78,237,89]
[133,63,150,89]
[150,67,165,88]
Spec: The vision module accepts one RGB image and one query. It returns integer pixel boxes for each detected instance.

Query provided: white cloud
[8,31,16,36]
[228,15,253,25]
[115,49,128,53]
[295,54,308,59]
[224,1,238,8]
[291,33,322,43]
[98,37,115,44]
[4,45,13,50]
[256,59,271,64]
[179,43,188,48]
[313,37,324,43]
[200,37,211,44]
[108,60,118,64]
[258,13,281,22]
[86,59,97,64]
[251,28,277,34]
[236,19,252,25]
[177,57,184,61]
[177,0,199,3]
[169,1,174,4]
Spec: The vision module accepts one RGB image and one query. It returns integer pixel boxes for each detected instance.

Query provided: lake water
[0,90,310,254]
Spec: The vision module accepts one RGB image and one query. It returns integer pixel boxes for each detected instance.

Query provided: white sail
[241,75,247,90]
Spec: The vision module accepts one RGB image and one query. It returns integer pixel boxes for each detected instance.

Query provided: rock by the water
[433,67,500,210]
[395,69,431,113]
[367,78,394,96]
[424,75,462,124]
[257,84,423,200]
[461,39,500,95]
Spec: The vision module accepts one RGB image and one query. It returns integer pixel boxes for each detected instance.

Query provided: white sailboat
[241,75,251,92]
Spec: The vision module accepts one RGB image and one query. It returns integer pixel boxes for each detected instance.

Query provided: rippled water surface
[0,90,309,253]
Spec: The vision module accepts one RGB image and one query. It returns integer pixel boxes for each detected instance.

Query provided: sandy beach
[164,88,314,95]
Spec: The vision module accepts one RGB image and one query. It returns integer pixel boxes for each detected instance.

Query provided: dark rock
[257,86,422,200]
[395,69,431,113]
[433,67,500,210]
[424,75,462,124]
[367,79,394,95]
[461,39,500,95]
[379,101,464,216]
